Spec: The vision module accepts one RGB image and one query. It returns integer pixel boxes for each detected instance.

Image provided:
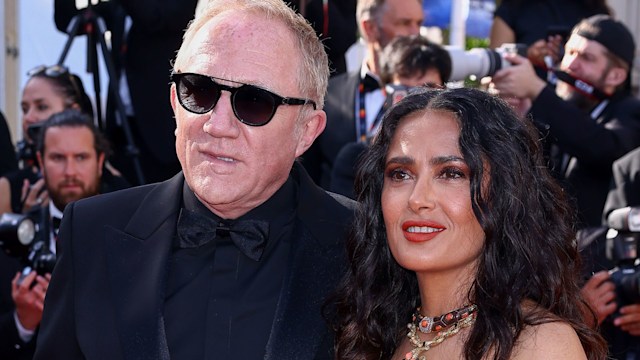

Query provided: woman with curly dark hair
[333,87,607,359]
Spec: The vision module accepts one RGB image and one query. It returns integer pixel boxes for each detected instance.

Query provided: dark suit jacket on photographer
[531,87,640,227]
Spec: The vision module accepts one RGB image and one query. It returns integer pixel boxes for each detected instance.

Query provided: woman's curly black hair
[332,87,607,360]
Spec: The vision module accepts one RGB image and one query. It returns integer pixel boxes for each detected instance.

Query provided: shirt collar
[360,62,380,82]
[49,201,64,219]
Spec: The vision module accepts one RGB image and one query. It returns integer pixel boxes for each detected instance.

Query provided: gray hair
[356,0,423,34]
[174,0,329,108]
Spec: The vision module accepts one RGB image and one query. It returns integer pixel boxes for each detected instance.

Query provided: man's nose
[203,92,241,137]
[409,22,421,36]
[64,158,78,176]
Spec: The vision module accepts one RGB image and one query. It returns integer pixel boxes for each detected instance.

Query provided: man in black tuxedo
[492,15,640,228]
[302,0,423,189]
[34,1,354,359]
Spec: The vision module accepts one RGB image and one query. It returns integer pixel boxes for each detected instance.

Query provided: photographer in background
[0,65,94,216]
[329,34,452,198]
[492,15,640,229]
[0,65,128,217]
[302,0,424,190]
[490,0,611,78]
[0,110,108,359]
[579,146,640,359]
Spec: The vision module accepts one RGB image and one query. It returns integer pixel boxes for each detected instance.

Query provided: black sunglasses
[170,72,317,127]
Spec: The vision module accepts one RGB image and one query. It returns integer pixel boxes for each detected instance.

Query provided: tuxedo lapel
[265,164,352,359]
[105,174,183,360]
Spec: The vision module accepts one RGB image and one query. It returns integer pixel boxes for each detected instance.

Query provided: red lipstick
[401,221,445,242]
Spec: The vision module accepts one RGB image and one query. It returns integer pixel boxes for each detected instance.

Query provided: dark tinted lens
[234,86,277,125]
[178,74,220,114]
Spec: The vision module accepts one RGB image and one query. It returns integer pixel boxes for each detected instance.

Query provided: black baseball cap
[573,14,636,69]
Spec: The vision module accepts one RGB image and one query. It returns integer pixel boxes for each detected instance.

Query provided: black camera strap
[552,69,610,102]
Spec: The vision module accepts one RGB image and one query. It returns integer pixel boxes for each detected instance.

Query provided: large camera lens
[445,43,527,82]
[0,213,36,259]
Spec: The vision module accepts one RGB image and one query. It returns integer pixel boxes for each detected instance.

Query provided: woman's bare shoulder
[511,320,586,360]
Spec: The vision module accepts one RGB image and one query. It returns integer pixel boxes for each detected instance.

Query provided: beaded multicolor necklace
[403,304,477,360]
[412,304,478,333]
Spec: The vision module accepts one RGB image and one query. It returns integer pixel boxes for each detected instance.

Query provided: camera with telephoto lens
[605,207,640,308]
[0,210,56,278]
[445,43,527,82]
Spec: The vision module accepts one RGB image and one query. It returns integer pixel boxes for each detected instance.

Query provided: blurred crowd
[1,0,640,359]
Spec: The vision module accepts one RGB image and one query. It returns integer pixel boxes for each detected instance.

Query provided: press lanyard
[356,80,385,143]
[322,0,329,36]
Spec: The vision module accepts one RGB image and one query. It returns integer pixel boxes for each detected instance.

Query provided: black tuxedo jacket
[34,164,354,360]
[531,87,640,227]
[303,71,360,189]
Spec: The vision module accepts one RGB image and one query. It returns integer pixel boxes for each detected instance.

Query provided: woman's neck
[416,270,475,316]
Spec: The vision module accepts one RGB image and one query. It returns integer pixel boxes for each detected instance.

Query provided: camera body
[606,207,640,308]
[0,211,56,277]
[16,122,45,165]
[445,43,527,82]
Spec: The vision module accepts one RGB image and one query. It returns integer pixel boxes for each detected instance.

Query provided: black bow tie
[176,208,269,261]
[52,216,62,235]
[362,74,381,93]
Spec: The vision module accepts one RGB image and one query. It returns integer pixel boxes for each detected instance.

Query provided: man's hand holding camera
[491,53,547,104]
[615,304,640,336]
[581,270,640,336]
[12,270,51,331]
[20,178,48,214]
[581,270,617,325]
[526,34,565,68]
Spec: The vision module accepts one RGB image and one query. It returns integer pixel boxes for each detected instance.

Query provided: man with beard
[0,109,106,360]
[492,14,640,228]
[302,0,423,189]
[36,111,106,216]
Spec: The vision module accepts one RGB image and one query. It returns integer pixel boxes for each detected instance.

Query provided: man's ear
[295,110,327,158]
[170,85,180,136]
[97,152,106,177]
[360,18,379,44]
[605,66,627,89]
[170,84,178,114]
